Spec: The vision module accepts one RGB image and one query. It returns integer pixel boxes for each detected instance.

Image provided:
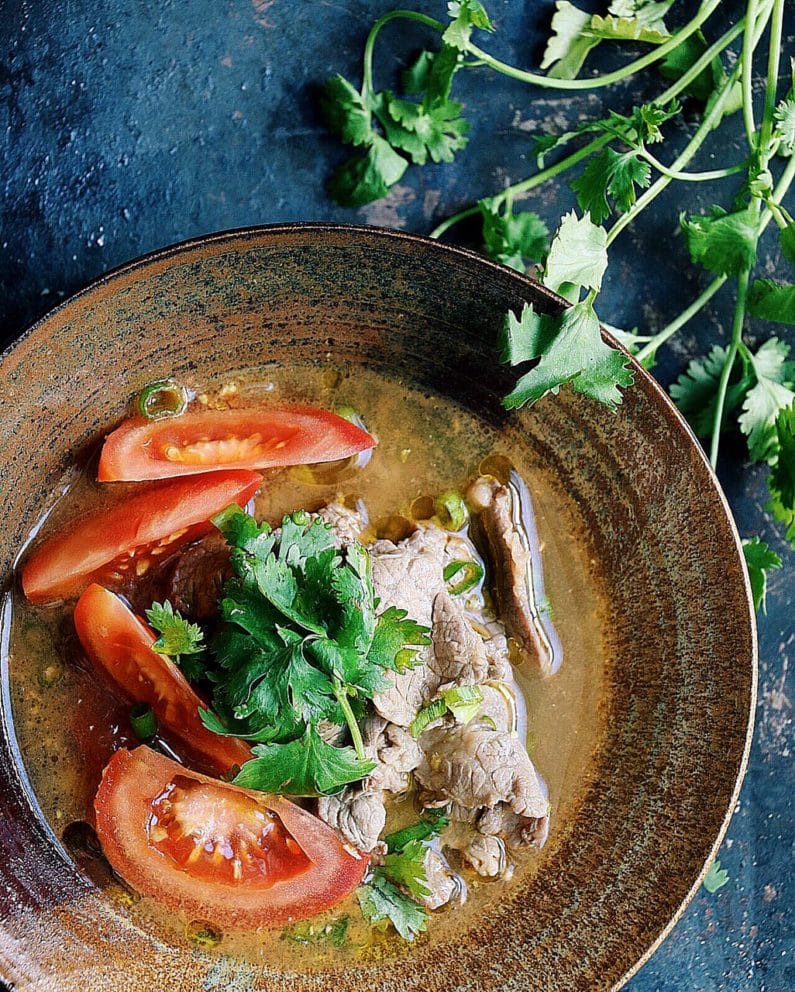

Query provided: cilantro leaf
[443,0,494,51]
[367,606,431,673]
[375,93,469,166]
[669,345,753,438]
[571,148,650,224]
[738,338,795,463]
[381,839,431,900]
[502,298,634,410]
[480,200,549,272]
[767,404,795,546]
[659,30,726,103]
[781,224,795,265]
[233,725,375,797]
[741,537,782,614]
[357,874,428,940]
[681,207,759,276]
[773,62,795,155]
[587,13,669,45]
[747,280,795,326]
[410,684,484,737]
[543,211,609,298]
[328,137,409,207]
[321,75,373,147]
[145,600,205,656]
[402,46,462,103]
[541,2,599,80]
[702,858,730,894]
[384,809,449,852]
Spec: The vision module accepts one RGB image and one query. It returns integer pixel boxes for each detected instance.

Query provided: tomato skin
[22,470,262,604]
[73,585,251,776]
[97,406,376,481]
[95,747,369,929]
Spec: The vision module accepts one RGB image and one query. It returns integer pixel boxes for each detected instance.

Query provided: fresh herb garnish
[443,559,484,595]
[145,600,206,682]
[283,915,350,948]
[703,858,730,894]
[358,810,448,940]
[741,537,782,614]
[409,685,484,738]
[136,379,188,420]
[129,702,157,741]
[203,506,430,796]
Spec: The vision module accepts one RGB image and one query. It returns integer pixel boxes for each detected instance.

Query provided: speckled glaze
[0,225,756,992]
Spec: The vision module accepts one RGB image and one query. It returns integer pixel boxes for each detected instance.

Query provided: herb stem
[638,150,747,183]
[740,0,760,149]
[361,9,445,101]
[333,680,366,762]
[464,0,723,91]
[709,267,751,468]
[635,276,728,363]
[758,0,785,156]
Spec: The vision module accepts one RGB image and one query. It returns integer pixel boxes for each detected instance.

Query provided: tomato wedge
[73,584,251,775]
[22,470,261,604]
[95,746,368,928]
[98,406,376,481]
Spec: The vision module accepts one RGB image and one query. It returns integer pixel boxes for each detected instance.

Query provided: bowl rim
[0,221,758,990]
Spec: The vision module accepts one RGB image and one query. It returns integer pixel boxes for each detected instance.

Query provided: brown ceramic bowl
[0,224,755,991]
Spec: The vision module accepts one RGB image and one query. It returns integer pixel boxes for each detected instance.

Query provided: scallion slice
[434,490,468,531]
[136,379,188,420]
[130,703,157,740]
[443,559,484,595]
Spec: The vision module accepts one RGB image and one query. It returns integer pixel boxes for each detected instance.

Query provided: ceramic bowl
[0,224,756,991]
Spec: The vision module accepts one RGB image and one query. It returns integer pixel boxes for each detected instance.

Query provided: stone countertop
[1,1,792,989]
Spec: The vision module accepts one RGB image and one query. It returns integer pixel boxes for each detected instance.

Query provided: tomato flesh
[22,469,262,604]
[97,406,376,481]
[95,747,369,928]
[73,584,251,776]
[148,775,311,884]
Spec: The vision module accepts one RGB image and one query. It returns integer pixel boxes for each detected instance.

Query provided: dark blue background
[1,2,793,989]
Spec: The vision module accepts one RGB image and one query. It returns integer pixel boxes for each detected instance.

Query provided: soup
[7,364,607,969]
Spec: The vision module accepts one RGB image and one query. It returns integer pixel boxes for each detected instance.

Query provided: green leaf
[321,75,373,147]
[443,0,494,51]
[670,345,754,438]
[774,101,795,156]
[741,537,782,614]
[410,684,484,738]
[767,404,795,546]
[234,725,375,796]
[376,93,470,166]
[357,874,428,940]
[702,859,730,894]
[571,148,650,224]
[367,606,430,674]
[587,14,669,45]
[381,839,431,899]
[659,31,727,103]
[283,916,350,948]
[328,136,408,207]
[502,298,634,410]
[145,601,205,657]
[384,809,449,853]
[544,211,609,297]
[541,1,598,80]
[781,224,795,265]
[681,207,759,277]
[500,303,558,366]
[401,45,462,103]
[739,338,795,463]
[747,280,795,326]
[480,200,549,272]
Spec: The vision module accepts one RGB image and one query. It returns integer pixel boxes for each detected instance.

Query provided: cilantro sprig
[145,600,207,682]
[202,506,430,797]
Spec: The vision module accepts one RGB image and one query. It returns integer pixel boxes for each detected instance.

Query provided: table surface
[1,2,793,990]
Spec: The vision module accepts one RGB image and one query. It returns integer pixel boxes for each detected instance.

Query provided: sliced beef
[445,821,510,879]
[477,804,549,850]
[418,848,466,910]
[416,723,548,820]
[476,683,519,735]
[164,532,233,620]
[369,723,423,794]
[317,786,386,853]
[369,527,448,726]
[315,501,367,546]
[429,591,490,687]
[467,473,561,676]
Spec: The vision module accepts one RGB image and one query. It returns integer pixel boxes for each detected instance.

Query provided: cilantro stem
[464,0,723,92]
[709,267,751,468]
[740,0,760,149]
[758,0,785,155]
[333,680,367,762]
[361,9,445,102]
[635,276,728,364]
[638,151,747,183]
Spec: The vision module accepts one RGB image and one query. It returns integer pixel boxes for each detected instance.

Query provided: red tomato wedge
[95,746,369,928]
[73,584,251,776]
[97,406,376,481]
[22,470,261,604]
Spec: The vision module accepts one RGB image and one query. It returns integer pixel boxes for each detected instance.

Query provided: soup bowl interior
[0,224,755,992]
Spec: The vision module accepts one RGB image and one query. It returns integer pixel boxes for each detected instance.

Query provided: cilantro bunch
[321,0,793,595]
[200,506,430,796]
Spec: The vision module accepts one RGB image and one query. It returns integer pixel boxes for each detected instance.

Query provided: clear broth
[7,364,608,969]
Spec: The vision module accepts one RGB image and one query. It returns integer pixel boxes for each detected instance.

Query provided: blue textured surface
[1,2,793,989]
